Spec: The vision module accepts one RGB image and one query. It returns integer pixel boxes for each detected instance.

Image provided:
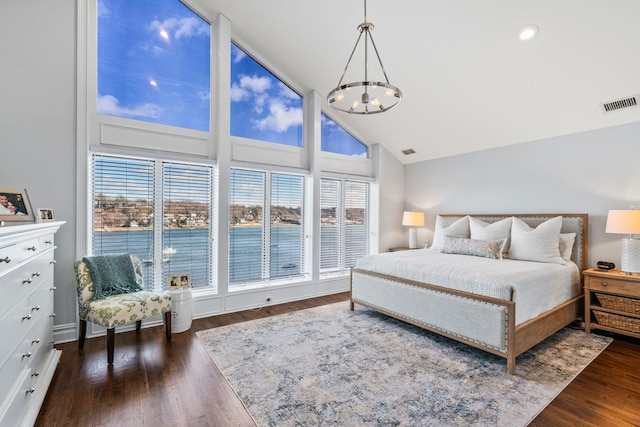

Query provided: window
[229,168,307,287]
[230,43,303,147]
[321,113,368,157]
[97,0,211,131]
[320,178,370,274]
[91,154,214,291]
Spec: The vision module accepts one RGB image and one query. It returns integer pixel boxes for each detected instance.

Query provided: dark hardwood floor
[36,292,640,426]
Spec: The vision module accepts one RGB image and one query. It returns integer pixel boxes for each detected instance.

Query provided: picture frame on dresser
[36,208,55,222]
[0,187,35,223]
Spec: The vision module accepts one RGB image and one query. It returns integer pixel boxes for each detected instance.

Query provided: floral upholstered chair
[74,254,172,364]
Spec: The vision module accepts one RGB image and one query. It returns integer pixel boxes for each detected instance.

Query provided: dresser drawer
[25,303,54,374]
[0,252,53,316]
[0,300,32,368]
[0,236,41,274]
[0,341,30,410]
[0,369,32,427]
[587,276,640,298]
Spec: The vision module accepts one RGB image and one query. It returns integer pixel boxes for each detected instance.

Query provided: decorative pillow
[82,254,143,300]
[559,232,576,262]
[508,216,565,264]
[469,217,512,254]
[441,236,505,259]
[431,215,470,252]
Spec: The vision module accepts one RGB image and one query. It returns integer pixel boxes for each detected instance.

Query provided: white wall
[372,144,406,251]
[1,0,77,340]
[405,121,640,267]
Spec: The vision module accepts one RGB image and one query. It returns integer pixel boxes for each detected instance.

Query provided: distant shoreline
[94,223,303,232]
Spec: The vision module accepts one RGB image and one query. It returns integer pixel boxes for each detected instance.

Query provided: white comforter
[355,249,581,325]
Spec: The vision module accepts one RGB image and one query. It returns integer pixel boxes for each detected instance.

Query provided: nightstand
[583,268,640,339]
[388,247,419,252]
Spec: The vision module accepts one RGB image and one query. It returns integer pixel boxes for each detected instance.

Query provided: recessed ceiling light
[518,24,539,41]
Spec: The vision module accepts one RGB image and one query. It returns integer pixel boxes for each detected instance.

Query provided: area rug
[196,303,611,427]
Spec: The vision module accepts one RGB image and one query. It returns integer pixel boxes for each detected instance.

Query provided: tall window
[320,178,370,275]
[91,154,214,291]
[230,43,303,146]
[97,0,211,131]
[229,168,307,287]
[321,113,368,157]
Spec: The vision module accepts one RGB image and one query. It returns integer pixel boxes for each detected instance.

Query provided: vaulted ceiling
[196,0,640,164]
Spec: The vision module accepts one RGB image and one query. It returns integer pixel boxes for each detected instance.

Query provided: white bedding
[355,249,581,325]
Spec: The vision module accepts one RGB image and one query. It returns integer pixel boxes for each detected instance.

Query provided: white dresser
[0,221,64,427]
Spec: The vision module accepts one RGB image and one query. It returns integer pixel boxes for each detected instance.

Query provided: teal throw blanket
[83,254,142,300]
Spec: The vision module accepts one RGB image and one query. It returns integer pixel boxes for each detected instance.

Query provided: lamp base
[408,228,417,249]
[620,238,640,274]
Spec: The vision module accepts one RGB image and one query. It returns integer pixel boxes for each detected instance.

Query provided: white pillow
[508,216,565,264]
[441,236,505,260]
[559,232,576,262]
[469,217,512,254]
[431,215,470,252]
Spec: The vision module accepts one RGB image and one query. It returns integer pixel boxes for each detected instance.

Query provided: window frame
[86,0,214,157]
[319,175,372,277]
[228,166,311,290]
[89,150,217,293]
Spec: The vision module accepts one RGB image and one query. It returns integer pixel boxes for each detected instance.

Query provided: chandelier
[327,0,402,114]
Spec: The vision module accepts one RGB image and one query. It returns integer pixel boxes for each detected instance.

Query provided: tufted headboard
[439,213,588,272]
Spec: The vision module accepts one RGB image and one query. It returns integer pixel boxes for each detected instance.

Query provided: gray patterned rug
[197,302,611,426]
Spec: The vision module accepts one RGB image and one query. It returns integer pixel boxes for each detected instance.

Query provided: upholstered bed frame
[350,214,588,374]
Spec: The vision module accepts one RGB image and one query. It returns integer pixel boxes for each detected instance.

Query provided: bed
[350,214,588,374]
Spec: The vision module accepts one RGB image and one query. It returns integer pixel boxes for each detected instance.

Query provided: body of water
[94,225,366,288]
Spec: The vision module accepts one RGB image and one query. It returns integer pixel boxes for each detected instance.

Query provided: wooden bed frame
[350,214,588,374]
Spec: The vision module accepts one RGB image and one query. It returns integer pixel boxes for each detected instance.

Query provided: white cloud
[254,100,303,133]
[233,48,247,64]
[239,75,271,93]
[97,0,110,17]
[230,84,250,102]
[278,82,299,100]
[231,75,271,104]
[97,94,163,119]
[149,17,208,41]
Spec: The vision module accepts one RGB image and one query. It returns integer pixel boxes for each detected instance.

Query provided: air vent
[401,148,416,155]
[602,95,639,112]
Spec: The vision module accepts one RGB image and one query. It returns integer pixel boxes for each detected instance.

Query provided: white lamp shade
[402,211,425,227]
[606,210,640,273]
[605,210,640,234]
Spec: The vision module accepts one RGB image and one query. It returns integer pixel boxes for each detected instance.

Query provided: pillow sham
[559,232,576,262]
[441,236,505,259]
[431,215,470,251]
[508,216,565,264]
[469,217,512,254]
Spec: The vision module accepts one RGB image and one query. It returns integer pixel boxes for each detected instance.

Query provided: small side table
[583,268,640,339]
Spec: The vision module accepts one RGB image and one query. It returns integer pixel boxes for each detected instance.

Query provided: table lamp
[605,209,640,274]
[402,211,425,249]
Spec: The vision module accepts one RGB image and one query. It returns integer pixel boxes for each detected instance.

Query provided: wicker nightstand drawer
[584,268,640,339]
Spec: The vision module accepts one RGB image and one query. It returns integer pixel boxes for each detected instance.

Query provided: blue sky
[97,0,367,156]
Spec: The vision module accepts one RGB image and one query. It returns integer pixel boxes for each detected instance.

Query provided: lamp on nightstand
[402,211,424,249]
[605,209,640,274]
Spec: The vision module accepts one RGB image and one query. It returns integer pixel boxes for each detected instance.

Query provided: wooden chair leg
[78,319,87,349]
[135,320,142,331]
[164,311,172,342]
[107,328,115,364]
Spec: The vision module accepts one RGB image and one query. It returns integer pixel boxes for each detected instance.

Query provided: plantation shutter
[162,162,213,290]
[229,169,265,285]
[270,173,305,279]
[320,178,342,273]
[91,154,155,287]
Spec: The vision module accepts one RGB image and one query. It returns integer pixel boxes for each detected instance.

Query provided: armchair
[74,254,172,364]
